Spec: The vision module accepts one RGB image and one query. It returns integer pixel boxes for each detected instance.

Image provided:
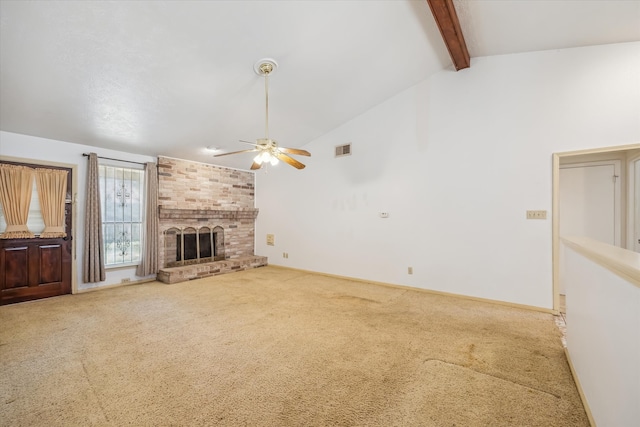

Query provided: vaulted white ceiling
[1,1,639,170]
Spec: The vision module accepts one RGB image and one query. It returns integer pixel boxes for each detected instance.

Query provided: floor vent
[335,143,352,157]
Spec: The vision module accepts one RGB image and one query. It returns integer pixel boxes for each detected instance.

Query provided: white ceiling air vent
[335,143,351,158]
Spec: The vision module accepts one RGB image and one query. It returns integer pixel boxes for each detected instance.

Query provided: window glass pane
[131,170,143,222]
[100,164,144,266]
[28,180,46,234]
[125,170,134,221]
[131,222,141,261]
[115,168,124,223]
[99,165,105,220]
[122,223,131,264]
[104,223,115,265]
[114,222,123,264]
[104,166,115,222]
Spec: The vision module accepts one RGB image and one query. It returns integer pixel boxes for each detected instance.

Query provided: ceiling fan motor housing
[254,58,278,76]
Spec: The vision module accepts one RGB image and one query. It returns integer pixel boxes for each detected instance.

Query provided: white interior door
[634,159,640,252]
[559,162,619,244]
[559,161,620,293]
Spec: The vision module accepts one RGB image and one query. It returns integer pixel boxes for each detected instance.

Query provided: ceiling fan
[214,59,311,170]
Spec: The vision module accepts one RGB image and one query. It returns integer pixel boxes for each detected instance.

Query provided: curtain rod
[82,153,147,166]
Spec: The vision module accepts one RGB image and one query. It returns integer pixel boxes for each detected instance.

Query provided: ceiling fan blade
[274,152,306,169]
[239,140,259,146]
[279,147,311,156]
[213,148,259,157]
[250,161,262,170]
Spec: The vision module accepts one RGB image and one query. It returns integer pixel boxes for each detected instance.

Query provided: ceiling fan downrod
[256,60,277,142]
[263,65,270,140]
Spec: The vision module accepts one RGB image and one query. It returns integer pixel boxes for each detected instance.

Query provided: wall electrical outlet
[266,234,275,246]
[121,278,131,284]
[283,252,289,259]
[408,267,413,275]
[526,210,547,220]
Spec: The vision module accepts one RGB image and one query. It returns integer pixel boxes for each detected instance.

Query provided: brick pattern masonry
[157,157,264,282]
[157,256,268,284]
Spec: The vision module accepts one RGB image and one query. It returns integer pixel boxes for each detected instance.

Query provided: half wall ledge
[157,255,268,284]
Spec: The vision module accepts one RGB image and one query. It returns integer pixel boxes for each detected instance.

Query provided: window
[99,164,144,266]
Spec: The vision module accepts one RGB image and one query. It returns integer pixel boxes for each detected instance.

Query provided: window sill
[105,263,139,271]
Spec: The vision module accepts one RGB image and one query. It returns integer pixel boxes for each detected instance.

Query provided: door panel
[1,239,71,304]
[39,244,62,284]
[3,246,29,289]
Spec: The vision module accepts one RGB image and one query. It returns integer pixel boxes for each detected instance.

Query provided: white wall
[255,41,640,309]
[0,131,156,291]
[562,239,640,426]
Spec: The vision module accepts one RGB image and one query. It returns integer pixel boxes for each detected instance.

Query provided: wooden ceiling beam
[426,0,470,71]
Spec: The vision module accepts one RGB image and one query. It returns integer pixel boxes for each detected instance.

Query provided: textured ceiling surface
[1,0,639,170]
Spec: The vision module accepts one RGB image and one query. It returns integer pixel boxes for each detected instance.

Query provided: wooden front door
[0,162,72,305]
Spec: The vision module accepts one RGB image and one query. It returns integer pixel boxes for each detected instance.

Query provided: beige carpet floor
[0,266,588,426]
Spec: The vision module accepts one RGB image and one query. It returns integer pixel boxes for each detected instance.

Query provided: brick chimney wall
[157,156,257,268]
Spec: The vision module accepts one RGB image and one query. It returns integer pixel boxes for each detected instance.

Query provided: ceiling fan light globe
[253,154,264,164]
[270,156,279,166]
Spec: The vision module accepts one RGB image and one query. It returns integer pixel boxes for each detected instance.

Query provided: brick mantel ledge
[158,207,259,221]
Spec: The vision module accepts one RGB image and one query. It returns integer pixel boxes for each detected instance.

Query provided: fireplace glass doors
[164,226,225,267]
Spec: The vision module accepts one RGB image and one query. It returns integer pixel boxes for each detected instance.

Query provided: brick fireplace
[156,157,267,283]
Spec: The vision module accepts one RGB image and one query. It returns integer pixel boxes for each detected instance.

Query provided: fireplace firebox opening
[164,226,225,267]
[177,232,214,261]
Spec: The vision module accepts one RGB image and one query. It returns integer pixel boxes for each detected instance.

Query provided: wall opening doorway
[558,160,621,297]
[552,144,640,313]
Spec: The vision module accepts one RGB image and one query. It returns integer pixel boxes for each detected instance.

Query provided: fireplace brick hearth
[157,156,266,283]
[157,255,268,284]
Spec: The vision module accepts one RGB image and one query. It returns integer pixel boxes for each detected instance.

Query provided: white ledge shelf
[561,236,640,288]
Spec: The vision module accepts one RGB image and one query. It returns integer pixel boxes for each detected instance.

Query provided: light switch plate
[526,210,547,220]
